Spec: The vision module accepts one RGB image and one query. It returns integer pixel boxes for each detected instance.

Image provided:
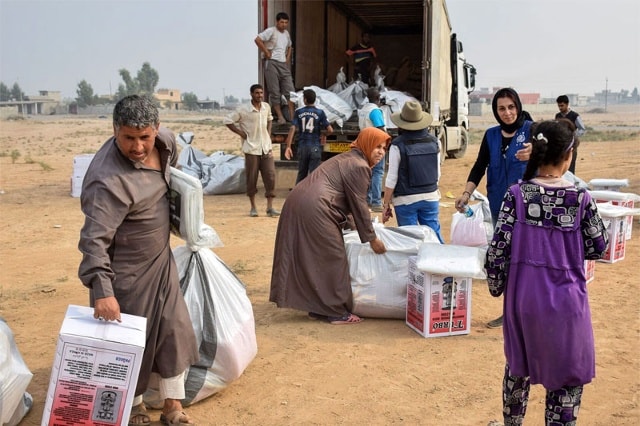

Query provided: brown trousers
[245,152,276,198]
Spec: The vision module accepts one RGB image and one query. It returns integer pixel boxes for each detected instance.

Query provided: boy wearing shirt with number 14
[285,89,334,184]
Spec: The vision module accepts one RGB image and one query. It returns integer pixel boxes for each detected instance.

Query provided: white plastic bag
[1,318,33,426]
[345,224,441,319]
[450,201,493,247]
[169,167,223,250]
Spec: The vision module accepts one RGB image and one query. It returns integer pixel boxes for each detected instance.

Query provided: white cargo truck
[258,0,476,164]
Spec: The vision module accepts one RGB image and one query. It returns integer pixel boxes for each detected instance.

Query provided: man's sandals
[160,410,196,426]
[128,403,151,426]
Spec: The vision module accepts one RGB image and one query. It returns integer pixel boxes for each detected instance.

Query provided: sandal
[128,403,150,426]
[160,409,196,426]
[328,313,362,325]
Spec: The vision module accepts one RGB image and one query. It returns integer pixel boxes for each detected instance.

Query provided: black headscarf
[492,87,526,134]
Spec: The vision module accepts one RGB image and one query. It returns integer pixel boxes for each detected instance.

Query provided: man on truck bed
[255,11,295,125]
[346,32,377,85]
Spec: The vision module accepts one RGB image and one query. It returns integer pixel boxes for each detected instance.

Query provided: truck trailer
[258,0,476,165]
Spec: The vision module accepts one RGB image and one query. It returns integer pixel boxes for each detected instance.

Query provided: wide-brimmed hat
[391,101,433,130]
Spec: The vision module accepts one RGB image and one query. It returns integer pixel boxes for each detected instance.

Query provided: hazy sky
[1,0,638,101]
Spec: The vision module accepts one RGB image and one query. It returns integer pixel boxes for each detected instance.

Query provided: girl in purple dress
[485,119,608,425]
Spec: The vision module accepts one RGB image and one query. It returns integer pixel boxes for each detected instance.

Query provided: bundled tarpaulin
[291,85,353,128]
[0,318,33,426]
[450,190,493,248]
[144,246,258,407]
[344,224,441,319]
[589,178,629,191]
[416,243,488,280]
[169,167,223,250]
[176,132,247,195]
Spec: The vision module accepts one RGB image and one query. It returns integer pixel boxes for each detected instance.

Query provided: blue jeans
[367,158,384,207]
[394,200,444,243]
[295,144,322,184]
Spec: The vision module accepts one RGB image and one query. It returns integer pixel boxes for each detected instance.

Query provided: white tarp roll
[345,224,441,319]
[416,243,488,280]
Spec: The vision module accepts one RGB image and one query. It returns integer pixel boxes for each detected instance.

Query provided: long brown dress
[269,148,376,317]
[78,128,199,396]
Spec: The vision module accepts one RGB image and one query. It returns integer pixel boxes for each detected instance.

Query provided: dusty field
[1,105,639,425]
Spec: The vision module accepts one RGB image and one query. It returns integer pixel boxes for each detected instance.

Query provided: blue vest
[393,131,439,196]
[486,121,532,218]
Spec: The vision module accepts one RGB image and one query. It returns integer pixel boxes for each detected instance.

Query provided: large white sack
[380,90,419,129]
[0,318,33,426]
[416,243,487,279]
[327,67,348,93]
[200,151,246,195]
[176,132,208,178]
[345,224,441,319]
[169,167,223,250]
[294,85,353,128]
[145,246,257,407]
[176,132,247,195]
[335,81,369,111]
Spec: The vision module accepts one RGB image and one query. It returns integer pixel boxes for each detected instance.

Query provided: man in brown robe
[78,95,199,426]
[270,127,389,325]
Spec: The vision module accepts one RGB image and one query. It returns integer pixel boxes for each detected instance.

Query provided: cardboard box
[598,215,627,264]
[584,260,595,284]
[42,305,146,426]
[406,256,472,337]
[593,197,634,241]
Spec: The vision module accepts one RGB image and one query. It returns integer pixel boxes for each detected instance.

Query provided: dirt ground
[1,106,639,425]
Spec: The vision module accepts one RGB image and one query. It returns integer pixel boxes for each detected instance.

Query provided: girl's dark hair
[523,119,580,180]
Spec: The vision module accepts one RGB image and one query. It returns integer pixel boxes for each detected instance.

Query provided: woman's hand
[369,237,386,254]
[455,191,471,213]
[515,142,532,161]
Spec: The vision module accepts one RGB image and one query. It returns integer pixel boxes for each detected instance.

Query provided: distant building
[156,88,181,109]
[0,90,61,115]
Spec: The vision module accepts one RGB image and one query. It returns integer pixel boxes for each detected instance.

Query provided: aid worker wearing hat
[381,101,444,243]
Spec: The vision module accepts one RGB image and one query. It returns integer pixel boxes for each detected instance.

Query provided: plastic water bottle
[463,205,474,217]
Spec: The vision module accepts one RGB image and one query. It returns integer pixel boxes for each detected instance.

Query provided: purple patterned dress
[485,180,608,390]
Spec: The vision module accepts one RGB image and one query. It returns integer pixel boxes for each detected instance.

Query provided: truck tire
[447,127,468,159]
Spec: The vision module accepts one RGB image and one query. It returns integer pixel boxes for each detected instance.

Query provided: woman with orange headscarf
[270,127,389,324]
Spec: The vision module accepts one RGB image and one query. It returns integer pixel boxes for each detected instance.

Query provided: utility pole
[605,77,608,112]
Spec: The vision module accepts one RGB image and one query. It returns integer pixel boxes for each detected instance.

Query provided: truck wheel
[447,127,468,159]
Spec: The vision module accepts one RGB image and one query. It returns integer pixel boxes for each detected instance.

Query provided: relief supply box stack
[594,203,640,264]
[70,154,95,198]
[42,305,146,426]
[406,256,472,337]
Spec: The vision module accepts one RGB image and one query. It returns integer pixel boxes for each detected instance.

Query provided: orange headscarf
[350,127,391,167]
